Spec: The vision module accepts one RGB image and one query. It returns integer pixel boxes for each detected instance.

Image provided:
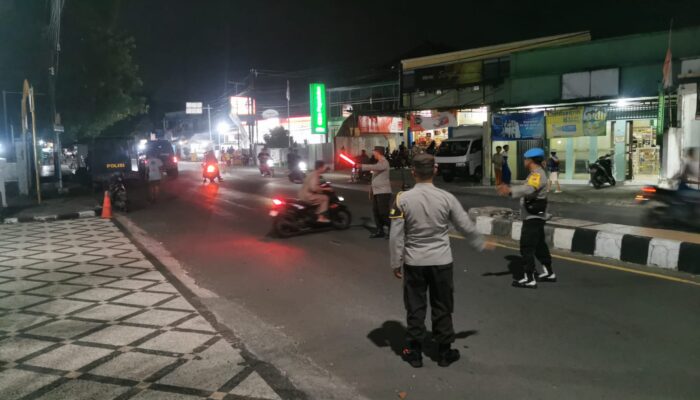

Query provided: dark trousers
[520,219,552,276]
[372,193,392,232]
[403,264,455,345]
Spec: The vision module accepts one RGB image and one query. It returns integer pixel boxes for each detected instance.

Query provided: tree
[0,1,147,142]
[263,126,292,148]
[57,29,147,141]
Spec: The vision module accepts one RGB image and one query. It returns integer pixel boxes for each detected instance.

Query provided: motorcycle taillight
[206,165,215,173]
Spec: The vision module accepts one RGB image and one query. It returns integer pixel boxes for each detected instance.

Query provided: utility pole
[286,80,291,147]
[2,90,7,141]
[48,0,65,192]
[206,104,213,145]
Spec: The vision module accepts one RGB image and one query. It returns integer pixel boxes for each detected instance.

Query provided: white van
[435,126,483,183]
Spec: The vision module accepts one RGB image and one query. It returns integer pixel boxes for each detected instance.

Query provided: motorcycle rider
[300,161,331,223]
[287,148,300,171]
[203,149,223,181]
[258,147,272,175]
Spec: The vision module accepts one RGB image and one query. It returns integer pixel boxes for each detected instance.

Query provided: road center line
[448,233,700,287]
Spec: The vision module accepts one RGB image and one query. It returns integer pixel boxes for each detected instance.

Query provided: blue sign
[491,112,545,141]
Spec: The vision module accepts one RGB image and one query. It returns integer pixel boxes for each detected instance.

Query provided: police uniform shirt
[389,183,484,270]
[511,166,548,220]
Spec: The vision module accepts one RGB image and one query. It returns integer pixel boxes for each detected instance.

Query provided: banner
[582,106,607,136]
[546,107,584,138]
[547,106,607,138]
[358,116,403,134]
[410,111,457,132]
[491,112,545,141]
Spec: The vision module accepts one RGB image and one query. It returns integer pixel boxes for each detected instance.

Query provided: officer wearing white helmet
[497,147,555,288]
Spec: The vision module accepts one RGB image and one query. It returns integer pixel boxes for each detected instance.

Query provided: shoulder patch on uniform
[389,191,404,219]
[527,173,541,189]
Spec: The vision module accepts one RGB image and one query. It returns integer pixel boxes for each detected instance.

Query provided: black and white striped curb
[471,213,700,275]
[2,209,99,224]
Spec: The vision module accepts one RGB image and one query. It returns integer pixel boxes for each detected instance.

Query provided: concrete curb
[470,212,700,275]
[2,208,99,224]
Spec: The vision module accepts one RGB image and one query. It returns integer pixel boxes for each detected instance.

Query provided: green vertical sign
[309,83,327,134]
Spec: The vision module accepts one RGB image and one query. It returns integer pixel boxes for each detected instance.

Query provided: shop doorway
[629,120,660,182]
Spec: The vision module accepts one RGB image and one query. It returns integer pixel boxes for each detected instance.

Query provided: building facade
[495,26,700,184]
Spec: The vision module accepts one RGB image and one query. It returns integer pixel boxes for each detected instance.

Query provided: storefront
[408,108,488,150]
[490,100,665,184]
[546,102,663,183]
[490,110,546,181]
[408,111,454,148]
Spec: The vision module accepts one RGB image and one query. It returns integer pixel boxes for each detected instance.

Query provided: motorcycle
[108,174,128,212]
[635,184,700,231]
[270,182,352,237]
[202,162,222,184]
[350,165,372,184]
[288,160,307,184]
[589,153,616,189]
[260,159,275,177]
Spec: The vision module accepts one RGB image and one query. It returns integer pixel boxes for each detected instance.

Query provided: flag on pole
[662,20,673,90]
[286,80,290,101]
[662,47,672,89]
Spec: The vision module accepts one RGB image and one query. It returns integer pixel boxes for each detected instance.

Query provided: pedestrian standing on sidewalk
[390,154,494,368]
[492,146,504,185]
[501,144,512,185]
[147,155,163,203]
[497,148,556,288]
[547,151,562,193]
[360,146,392,238]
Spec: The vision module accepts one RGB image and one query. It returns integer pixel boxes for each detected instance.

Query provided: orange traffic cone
[101,191,112,219]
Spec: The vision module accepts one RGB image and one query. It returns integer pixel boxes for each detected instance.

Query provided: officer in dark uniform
[389,154,494,368]
[497,147,555,288]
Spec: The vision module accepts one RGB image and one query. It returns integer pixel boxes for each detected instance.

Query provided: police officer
[497,147,556,288]
[390,154,494,368]
[360,146,392,238]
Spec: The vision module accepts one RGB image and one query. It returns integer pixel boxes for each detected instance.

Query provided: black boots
[437,344,460,367]
[402,343,461,368]
[401,342,423,368]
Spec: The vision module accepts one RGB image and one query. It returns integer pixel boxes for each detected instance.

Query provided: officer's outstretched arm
[448,195,485,251]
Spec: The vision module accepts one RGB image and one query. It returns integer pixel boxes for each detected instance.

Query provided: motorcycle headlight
[337,196,344,202]
[266,159,274,167]
[298,161,307,171]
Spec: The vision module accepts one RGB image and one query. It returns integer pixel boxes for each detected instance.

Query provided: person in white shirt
[147,157,163,203]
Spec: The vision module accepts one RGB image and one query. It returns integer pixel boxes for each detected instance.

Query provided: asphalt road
[121,164,700,400]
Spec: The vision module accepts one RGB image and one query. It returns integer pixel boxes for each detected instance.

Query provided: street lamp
[216,121,229,151]
[217,121,229,134]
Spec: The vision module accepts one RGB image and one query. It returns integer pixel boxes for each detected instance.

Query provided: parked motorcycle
[589,153,616,189]
[270,183,351,237]
[288,160,307,184]
[636,184,700,231]
[108,174,128,212]
[202,163,222,184]
[260,159,275,177]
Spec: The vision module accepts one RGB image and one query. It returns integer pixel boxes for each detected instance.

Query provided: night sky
[113,0,699,117]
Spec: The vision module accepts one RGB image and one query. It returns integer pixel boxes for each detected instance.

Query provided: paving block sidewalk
[0,218,296,400]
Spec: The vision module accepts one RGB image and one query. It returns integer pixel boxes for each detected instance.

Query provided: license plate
[269,210,279,217]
